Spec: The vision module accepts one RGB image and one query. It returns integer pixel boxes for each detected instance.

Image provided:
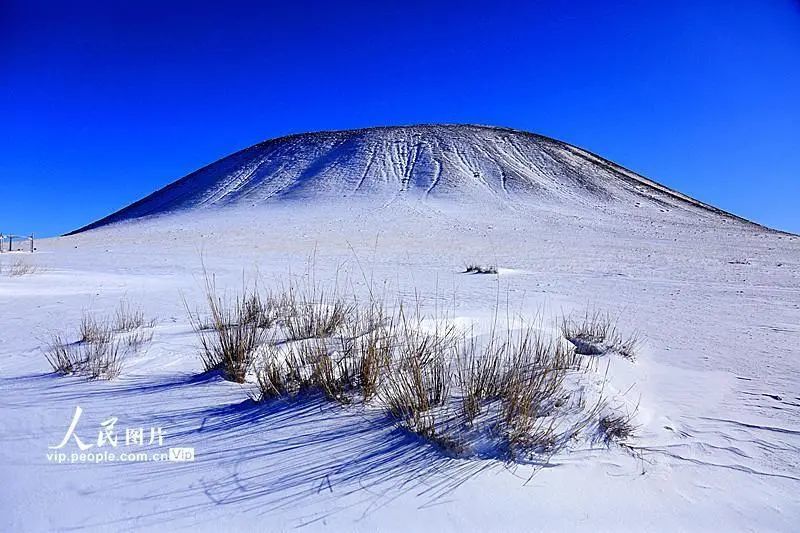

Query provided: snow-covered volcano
[71,125,752,233]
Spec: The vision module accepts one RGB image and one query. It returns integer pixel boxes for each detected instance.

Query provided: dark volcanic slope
[70,124,754,234]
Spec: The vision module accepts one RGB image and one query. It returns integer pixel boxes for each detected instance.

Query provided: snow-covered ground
[2,194,799,531]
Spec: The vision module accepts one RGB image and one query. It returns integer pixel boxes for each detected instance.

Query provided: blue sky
[2,0,799,236]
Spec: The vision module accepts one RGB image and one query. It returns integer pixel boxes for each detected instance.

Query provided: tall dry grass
[338,302,396,401]
[43,334,83,375]
[561,310,641,360]
[44,322,127,379]
[113,301,157,332]
[195,270,637,461]
[0,258,38,277]
[380,306,456,437]
[43,302,155,379]
[186,273,271,382]
[281,285,354,341]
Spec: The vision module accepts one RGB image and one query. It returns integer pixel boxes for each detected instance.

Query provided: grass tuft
[187,273,270,382]
[599,412,637,444]
[79,313,105,343]
[496,327,581,457]
[454,331,505,423]
[83,328,126,379]
[380,307,455,434]
[561,310,641,360]
[1,258,38,277]
[44,302,155,380]
[43,335,83,375]
[338,302,396,401]
[282,286,354,341]
[236,276,639,462]
[113,301,156,331]
[463,264,498,275]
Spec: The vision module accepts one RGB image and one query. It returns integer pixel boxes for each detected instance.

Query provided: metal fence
[0,233,35,253]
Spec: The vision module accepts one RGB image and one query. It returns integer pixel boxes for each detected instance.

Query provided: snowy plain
[1,126,799,531]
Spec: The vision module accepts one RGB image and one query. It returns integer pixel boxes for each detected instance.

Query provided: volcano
[70,124,756,234]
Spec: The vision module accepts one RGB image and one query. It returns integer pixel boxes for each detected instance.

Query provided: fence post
[8,235,12,252]
[30,234,34,253]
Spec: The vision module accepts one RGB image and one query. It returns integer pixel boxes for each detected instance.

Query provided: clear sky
[2,0,799,237]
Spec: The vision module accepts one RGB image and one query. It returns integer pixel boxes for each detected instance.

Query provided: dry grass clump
[44,325,129,379]
[43,334,84,375]
[455,330,506,423]
[189,270,358,385]
[464,264,498,275]
[187,274,271,382]
[281,337,351,401]
[82,328,126,379]
[79,313,105,343]
[252,300,465,450]
[282,285,354,341]
[253,354,289,401]
[249,301,619,460]
[78,311,102,342]
[599,412,637,445]
[561,311,641,360]
[497,330,581,456]
[241,282,638,461]
[124,328,154,351]
[1,258,39,277]
[251,342,325,401]
[453,319,589,457]
[44,302,155,379]
[83,305,157,342]
[252,302,396,405]
[113,301,157,332]
[339,304,396,401]
[378,315,602,459]
[381,309,456,437]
